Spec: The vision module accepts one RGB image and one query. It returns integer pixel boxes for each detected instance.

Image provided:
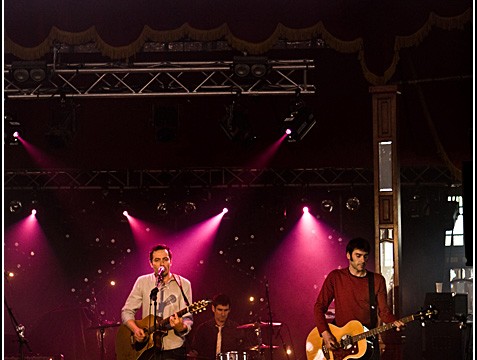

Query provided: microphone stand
[265,281,274,360]
[150,273,163,349]
[4,297,32,360]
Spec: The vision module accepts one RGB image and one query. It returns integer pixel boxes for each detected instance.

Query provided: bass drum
[217,351,248,360]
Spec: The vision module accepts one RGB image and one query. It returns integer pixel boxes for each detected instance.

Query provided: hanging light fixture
[345,197,361,211]
[283,89,316,142]
[321,199,334,213]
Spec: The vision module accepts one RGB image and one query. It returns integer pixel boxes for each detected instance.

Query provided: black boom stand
[4,297,33,360]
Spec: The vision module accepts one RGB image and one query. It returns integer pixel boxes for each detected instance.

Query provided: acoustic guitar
[116,299,211,360]
[305,306,437,360]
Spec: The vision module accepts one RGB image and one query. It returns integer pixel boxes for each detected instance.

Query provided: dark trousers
[364,337,380,360]
[138,346,186,360]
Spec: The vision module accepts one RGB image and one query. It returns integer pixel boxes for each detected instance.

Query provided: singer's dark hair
[212,293,231,308]
[149,244,172,262]
[346,237,370,255]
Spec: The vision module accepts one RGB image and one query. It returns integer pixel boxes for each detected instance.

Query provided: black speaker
[424,293,467,321]
[422,321,471,360]
[462,161,472,266]
[153,105,179,142]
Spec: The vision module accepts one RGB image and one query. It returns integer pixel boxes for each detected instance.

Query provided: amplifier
[424,292,468,321]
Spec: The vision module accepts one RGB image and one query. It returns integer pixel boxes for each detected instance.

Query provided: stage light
[9,200,23,213]
[184,201,197,214]
[283,90,316,142]
[303,206,309,213]
[223,207,229,213]
[46,95,77,148]
[122,210,129,217]
[31,209,37,215]
[321,199,334,213]
[156,202,168,216]
[345,197,360,211]
[219,94,254,142]
[5,113,22,145]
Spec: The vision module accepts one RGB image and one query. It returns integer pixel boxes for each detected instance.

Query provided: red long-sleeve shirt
[314,268,396,334]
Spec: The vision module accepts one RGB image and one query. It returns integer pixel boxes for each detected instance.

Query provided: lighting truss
[3,166,457,191]
[3,60,315,99]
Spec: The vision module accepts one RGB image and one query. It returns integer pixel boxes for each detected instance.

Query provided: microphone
[156,266,165,286]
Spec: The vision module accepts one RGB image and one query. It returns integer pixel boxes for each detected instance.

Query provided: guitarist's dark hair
[149,243,172,262]
[212,293,232,307]
[346,237,370,255]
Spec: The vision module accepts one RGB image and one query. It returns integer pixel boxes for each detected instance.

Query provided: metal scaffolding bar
[3,166,457,191]
[4,60,316,99]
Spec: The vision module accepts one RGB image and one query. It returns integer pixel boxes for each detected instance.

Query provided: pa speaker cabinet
[423,321,470,360]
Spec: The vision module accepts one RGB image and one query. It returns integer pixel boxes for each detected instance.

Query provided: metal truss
[3,59,315,99]
[3,166,458,191]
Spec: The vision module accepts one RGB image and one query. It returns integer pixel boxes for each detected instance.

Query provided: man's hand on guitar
[393,320,405,331]
[126,319,147,343]
[321,330,339,351]
[133,328,147,343]
[169,312,187,333]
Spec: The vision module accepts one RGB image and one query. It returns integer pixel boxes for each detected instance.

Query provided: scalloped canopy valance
[4,0,472,85]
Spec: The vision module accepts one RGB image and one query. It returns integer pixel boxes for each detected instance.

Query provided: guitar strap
[367,271,377,328]
[173,274,190,306]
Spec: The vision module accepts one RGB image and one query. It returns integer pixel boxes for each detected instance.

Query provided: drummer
[189,294,247,360]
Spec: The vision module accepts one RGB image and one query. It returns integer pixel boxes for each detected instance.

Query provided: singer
[120,244,193,360]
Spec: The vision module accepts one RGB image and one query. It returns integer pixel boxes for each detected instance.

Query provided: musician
[189,294,246,360]
[121,244,193,360]
[314,237,404,360]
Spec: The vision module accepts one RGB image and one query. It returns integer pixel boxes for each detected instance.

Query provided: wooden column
[371,85,402,359]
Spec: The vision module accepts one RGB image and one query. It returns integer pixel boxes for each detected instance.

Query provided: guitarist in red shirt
[313,238,404,360]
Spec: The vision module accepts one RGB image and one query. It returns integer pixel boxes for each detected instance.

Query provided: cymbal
[248,345,280,351]
[88,321,121,330]
[237,321,282,329]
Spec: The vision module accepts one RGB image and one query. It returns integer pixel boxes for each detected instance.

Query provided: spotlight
[233,56,269,79]
[4,113,22,145]
[345,197,360,211]
[321,199,334,213]
[184,201,197,214]
[219,95,253,142]
[157,202,168,216]
[46,95,77,148]
[9,200,23,213]
[283,90,316,142]
[303,206,309,213]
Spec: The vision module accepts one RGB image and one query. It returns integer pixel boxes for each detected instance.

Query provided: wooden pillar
[371,85,402,359]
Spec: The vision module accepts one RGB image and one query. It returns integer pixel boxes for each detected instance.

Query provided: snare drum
[217,351,248,360]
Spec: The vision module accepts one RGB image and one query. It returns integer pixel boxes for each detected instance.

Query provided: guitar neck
[158,305,192,328]
[352,314,415,342]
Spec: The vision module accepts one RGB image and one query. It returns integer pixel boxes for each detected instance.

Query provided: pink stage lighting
[285,128,292,135]
[31,209,37,215]
[123,210,129,217]
[303,206,309,213]
[222,207,229,213]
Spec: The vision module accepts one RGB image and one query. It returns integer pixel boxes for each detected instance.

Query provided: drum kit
[215,320,282,360]
[87,319,282,360]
